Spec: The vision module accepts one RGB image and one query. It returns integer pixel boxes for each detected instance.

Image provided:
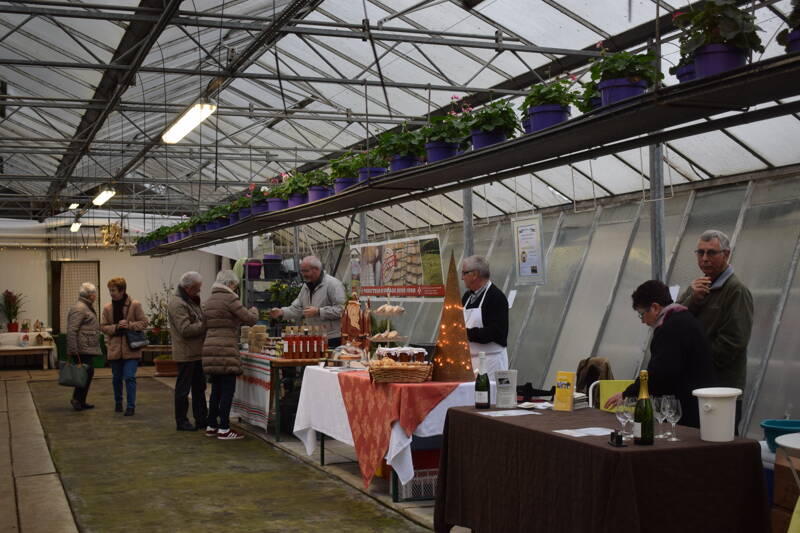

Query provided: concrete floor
[1,367,441,532]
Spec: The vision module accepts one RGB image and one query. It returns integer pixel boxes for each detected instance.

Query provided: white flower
[261,186,269,193]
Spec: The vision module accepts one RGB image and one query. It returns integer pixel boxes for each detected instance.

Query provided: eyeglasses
[694,249,723,257]
[636,309,647,319]
[461,270,474,276]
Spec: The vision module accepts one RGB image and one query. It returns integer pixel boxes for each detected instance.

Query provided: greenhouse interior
[0,0,799,531]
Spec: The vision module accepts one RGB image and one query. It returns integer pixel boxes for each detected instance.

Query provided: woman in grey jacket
[66,283,102,411]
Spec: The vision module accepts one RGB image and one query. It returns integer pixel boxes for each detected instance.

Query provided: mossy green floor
[30,378,428,532]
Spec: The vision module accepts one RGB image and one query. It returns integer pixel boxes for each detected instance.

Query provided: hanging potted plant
[285,171,310,207]
[249,183,270,215]
[463,99,520,148]
[265,179,290,211]
[589,50,663,106]
[376,124,424,172]
[305,169,333,202]
[330,151,360,193]
[420,102,470,163]
[669,53,697,84]
[353,149,388,183]
[672,0,764,79]
[1,289,25,332]
[519,77,578,134]
[575,79,601,113]
[777,0,800,53]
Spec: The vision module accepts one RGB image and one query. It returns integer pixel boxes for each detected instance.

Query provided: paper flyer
[553,371,576,411]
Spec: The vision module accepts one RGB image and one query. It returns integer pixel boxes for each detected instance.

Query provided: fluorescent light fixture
[162,101,217,144]
[70,221,81,232]
[68,203,80,210]
[92,187,116,206]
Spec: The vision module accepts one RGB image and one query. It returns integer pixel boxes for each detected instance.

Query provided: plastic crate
[395,468,438,501]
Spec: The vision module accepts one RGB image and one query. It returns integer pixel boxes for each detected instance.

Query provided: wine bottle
[633,370,654,445]
[475,351,490,409]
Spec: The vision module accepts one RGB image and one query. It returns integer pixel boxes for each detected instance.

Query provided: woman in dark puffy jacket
[201,270,258,440]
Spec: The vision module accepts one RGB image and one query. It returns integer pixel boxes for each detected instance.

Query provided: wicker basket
[369,363,432,383]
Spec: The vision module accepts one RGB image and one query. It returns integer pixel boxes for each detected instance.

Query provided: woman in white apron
[461,256,509,381]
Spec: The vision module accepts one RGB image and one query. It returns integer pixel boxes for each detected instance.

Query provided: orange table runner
[337,370,459,488]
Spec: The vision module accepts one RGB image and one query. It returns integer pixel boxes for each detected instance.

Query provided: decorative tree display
[432,252,474,382]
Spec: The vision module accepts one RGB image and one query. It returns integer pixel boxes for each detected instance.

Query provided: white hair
[462,255,490,279]
[79,282,97,298]
[215,270,239,287]
[301,255,322,270]
[699,229,731,251]
[179,271,202,288]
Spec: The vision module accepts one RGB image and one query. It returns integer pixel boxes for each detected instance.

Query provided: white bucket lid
[692,387,742,398]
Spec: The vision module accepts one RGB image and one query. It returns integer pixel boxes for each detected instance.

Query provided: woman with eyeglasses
[604,280,715,428]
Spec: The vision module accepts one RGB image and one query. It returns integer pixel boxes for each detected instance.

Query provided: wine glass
[615,404,628,436]
[665,398,683,441]
[652,396,667,439]
[660,395,676,438]
[622,397,637,440]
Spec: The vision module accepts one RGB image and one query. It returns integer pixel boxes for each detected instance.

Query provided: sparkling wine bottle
[475,351,490,409]
[633,370,654,445]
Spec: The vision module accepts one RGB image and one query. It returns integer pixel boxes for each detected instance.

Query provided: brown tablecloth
[434,407,769,533]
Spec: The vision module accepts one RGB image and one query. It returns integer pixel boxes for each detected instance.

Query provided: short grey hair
[699,229,731,251]
[179,271,202,288]
[79,282,97,298]
[462,255,490,279]
[301,255,322,270]
[215,269,239,288]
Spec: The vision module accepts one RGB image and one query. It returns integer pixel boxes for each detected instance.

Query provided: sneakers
[217,429,245,440]
[205,426,218,437]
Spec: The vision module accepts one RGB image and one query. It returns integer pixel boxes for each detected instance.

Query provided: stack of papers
[553,427,614,438]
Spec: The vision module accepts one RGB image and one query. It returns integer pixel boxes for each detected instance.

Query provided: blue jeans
[208,374,237,430]
[110,359,138,408]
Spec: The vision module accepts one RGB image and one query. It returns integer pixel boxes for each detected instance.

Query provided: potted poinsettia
[1,289,25,332]
[778,0,800,53]
[462,99,520,149]
[420,98,470,162]
[305,169,333,202]
[376,124,424,172]
[672,0,764,79]
[589,50,663,106]
[353,149,388,183]
[519,77,579,133]
[330,151,360,193]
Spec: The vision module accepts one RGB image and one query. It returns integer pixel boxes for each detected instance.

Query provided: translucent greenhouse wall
[312,174,800,438]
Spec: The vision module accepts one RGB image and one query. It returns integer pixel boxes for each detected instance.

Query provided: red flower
[248,183,256,192]
[595,41,603,49]
[672,11,685,21]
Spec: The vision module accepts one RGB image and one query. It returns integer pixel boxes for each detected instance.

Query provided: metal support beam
[359,212,368,244]
[463,187,474,257]
[293,225,301,274]
[649,143,666,281]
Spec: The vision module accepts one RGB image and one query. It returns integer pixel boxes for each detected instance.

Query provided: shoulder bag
[124,302,150,350]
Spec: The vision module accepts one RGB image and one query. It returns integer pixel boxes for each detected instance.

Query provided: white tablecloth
[293,365,495,485]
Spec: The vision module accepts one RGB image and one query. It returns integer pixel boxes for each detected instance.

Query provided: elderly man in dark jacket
[66,282,102,411]
[168,271,207,431]
[201,270,258,440]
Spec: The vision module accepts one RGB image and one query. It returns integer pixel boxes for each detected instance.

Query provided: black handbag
[123,303,149,349]
[58,356,89,388]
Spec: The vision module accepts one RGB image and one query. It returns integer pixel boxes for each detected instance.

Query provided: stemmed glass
[615,404,629,438]
[663,397,683,441]
[652,396,667,439]
[622,397,636,440]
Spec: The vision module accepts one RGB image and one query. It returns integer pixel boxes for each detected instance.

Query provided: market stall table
[434,406,770,533]
[0,345,53,370]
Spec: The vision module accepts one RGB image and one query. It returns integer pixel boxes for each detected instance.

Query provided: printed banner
[512,214,546,285]
[350,234,445,300]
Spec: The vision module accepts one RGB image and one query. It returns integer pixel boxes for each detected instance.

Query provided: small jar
[387,351,399,362]
[413,350,426,363]
[398,351,411,363]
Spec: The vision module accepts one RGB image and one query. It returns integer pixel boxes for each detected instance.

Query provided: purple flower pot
[598,78,648,106]
[267,197,288,211]
[675,62,696,83]
[522,117,533,134]
[217,217,229,228]
[470,128,507,149]
[389,155,421,172]
[197,223,208,232]
[333,178,357,193]
[527,105,570,133]
[425,141,459,163]
[694,44,745,79]
[181,231,190,240]
[136,243,145,254]
[246,262,262,280]
[288,193,308,207]
[251,201,269,214]
[206,220,221,231]
[357,167,387,183]
[228,212,239,224]
[238,207,252,219]
[589,96,602,110]
[788,29,800,53]
[307,185,331,202]
[167,233,180,243]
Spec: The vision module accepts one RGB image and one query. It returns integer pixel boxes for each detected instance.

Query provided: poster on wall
[512,214,546,285]
[350,234,445,300]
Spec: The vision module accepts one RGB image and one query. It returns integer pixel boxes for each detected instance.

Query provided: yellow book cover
[553,371,576,411]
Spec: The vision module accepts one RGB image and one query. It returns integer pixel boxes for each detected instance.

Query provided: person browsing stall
[269,256,346,348]
[66,282,102,411]
[605,280,715,428]
[461,255,509,380]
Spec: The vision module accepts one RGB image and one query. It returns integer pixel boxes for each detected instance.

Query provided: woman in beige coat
[66,282,102,411]
[100,277,148,416]
[201,270,258,440]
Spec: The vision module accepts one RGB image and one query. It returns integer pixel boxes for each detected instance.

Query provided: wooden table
[434,406,770,533]
[0,346,53,369]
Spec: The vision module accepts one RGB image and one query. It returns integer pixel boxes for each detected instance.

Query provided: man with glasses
[461,255,509,379]
[677,229,753,432]
[270,255,346,348]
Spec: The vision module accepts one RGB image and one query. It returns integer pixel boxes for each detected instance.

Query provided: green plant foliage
[0,289,25,322]
[420,115,470,144]
[284,172,309,195]
[519,78,579,111]
[575,80,601,113]
[145,283,172,348]
[376,124,424,158]
[672,0,765,56]
[305,169,333,188]
[589,50,664,85]
[777,0,800,48]
[351,149,389,169]
[462,99,520,137]
[329,151,361,180]
[268,281,302,308]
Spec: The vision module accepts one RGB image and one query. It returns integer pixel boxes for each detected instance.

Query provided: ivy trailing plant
[589,50,664,85]
[672,0,765,56]
[462,99,521,137]
[777,0,800,49]
[519,77,579,112]
[376,124,424,158]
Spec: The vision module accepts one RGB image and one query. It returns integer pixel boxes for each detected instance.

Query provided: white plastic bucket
[692,387,742,442]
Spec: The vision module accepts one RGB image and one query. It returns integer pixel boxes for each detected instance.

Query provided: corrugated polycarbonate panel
[726,116,800,168]
[536,166,611,202]
[666,131,767,177]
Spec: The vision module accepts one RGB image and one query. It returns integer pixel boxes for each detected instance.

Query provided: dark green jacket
[677,271,753,390]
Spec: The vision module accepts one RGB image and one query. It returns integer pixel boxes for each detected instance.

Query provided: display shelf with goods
[134,54,800,258]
